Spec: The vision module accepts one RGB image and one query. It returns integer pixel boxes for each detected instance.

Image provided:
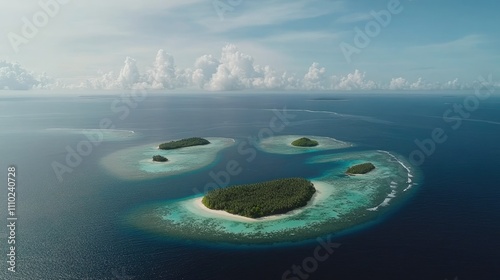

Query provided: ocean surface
[0,91,499,280]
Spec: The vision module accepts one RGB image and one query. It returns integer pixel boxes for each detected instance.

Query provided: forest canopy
[152,155,168,162]
[291,137,319,147]
[202,178,316,218]
[346,163,375,175]
[159,137,210,150]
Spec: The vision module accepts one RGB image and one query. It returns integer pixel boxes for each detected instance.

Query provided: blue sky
[1,0,499,90]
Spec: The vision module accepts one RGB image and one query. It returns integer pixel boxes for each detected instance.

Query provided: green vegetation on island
[152,155,168,162]
[346,163,375,175]
[159,137,210,150]
[202,178,316,218]
[291,137,319,147]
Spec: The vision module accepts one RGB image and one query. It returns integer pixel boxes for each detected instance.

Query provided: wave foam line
[378,150,411,173]
[403,184,413,192]
[378,150,415,192]
[388,190,397,198]
[380,198,392,207]
[367,189,398,211]
[263,108,341,116]
[263,109,393,124]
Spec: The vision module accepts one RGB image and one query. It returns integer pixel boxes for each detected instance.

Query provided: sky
[0,0,499,91]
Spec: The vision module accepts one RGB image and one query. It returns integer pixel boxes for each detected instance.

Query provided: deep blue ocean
[1,91,499,280]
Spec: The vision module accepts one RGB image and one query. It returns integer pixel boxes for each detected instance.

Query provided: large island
[202,178,316,218]
[159,137,210,150]
[291,137,319,147]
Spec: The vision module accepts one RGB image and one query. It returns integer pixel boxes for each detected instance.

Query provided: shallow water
[126,147,419,244]
[100,137,235,179]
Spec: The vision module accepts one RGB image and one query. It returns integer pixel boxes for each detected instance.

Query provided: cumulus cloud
[389,77,409,90]
[117,57,140,88]
[0,60,54,90]
[147,50,177,89]
[253,65,286,89]
[441,78,462,90]
[76,57,140,90]
[303,62,327,90]
[206,44,258,91]
[387,77,466,90]
[333,69,377,90]
[192,54,219,88]
[74,45,387,91]
[1,44,487,92]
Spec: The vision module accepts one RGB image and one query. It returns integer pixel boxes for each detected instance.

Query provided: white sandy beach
[184,180,333,223]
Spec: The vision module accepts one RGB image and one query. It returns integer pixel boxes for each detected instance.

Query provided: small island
[202,178,316,218]
[346,162,375,175]
[152,155,168,162]
[291,137,319,147]
[159,137,210,150]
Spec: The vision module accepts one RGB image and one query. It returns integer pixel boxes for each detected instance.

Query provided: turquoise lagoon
[101,137,235,180]
[124,135,419,244]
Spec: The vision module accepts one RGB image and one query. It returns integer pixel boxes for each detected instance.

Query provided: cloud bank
[0,60,55,90]
[1,44,491,91]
